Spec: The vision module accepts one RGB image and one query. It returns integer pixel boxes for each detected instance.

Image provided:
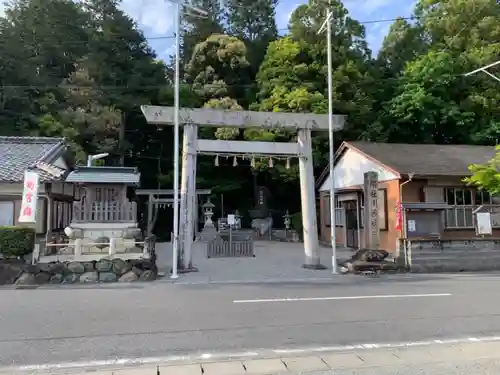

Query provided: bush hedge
[0,226,35,258]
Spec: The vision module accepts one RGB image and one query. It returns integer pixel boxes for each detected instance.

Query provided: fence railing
[34,236,156,263]
[72,201,137,222]
[207,231,254,258]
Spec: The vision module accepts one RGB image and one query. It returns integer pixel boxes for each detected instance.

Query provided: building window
[0,201,14,226]
[335,197,344,226]
[444,187,492,228]
[323,195,345,227]
[475,190,492,205]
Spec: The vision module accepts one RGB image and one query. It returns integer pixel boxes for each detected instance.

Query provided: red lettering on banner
[25,192,32,203]
[22,206,33,217]
[25,180,35,190]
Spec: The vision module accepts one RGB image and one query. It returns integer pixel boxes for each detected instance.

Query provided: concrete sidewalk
[29,340,500,374]
[155,241,355,284]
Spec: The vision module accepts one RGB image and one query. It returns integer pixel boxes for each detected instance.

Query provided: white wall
[319,148,399,191]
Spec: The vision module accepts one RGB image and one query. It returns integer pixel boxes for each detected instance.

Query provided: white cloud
[275,0,304,30]
[120,0,174,36]
[366,22,390,55]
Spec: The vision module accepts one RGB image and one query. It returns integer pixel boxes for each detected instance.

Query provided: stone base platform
[0,257,157,286]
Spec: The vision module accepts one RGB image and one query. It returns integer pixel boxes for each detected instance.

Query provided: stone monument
[363,171,380,249]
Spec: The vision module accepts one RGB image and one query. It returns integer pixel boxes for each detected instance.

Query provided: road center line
[233,293,452,304]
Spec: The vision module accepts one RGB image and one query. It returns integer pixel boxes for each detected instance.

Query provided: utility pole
[318,2,337,274]
[171,0,181,279]
[165,0,207,279]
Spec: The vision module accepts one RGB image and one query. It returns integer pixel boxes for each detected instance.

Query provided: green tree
[81,0,168,165]
[465,146,500,195]
[181,0,225,69]
[204,97,242,140]
[384,0,500,144]
[185,34,250,105]
[377,18,424,76]
[226,0,278,96]
[38,60,122,163]
[0,0,90,135]
[254,0,374,175]
[255,37,327,114]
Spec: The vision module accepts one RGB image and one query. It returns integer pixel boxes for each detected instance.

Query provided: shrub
[0,226,36,258]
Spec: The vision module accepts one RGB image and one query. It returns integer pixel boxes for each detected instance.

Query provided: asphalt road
[2,273,500,369]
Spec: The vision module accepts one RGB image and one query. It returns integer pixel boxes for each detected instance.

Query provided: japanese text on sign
[18,171,39,223]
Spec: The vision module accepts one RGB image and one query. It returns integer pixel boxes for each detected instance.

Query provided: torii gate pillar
[141,106,346,270]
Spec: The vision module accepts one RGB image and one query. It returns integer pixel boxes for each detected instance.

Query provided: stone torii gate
[141,106,345,269]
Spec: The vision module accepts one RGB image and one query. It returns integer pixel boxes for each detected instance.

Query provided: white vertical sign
[476,212,492,235]
[18,170,40,223]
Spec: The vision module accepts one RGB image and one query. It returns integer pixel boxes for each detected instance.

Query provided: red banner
[395,201,403,231]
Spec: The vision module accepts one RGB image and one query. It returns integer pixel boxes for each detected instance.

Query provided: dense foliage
[0,227,36,258]
[1,0,500,212]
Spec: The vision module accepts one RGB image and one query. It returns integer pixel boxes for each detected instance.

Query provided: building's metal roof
[0,136,68,182]
[65,166,140,185]
[347,141,496,177]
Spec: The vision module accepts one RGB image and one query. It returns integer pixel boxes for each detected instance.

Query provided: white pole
[464,60,500,77]
[326,8,337,274]
[171,1,181,279]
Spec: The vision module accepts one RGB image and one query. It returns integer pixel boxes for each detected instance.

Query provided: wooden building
[316,141,500,252]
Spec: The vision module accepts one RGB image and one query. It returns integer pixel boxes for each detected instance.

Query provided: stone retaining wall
[403,238,500,272]
[0,258,157,286]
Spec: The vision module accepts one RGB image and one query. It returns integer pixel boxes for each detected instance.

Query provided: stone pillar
[180,124,197,269]
[184,130,197,269]
[363,171,380,249]
[298,129,325,269]
[147,194,154,236]
[193,192,199,238]
[109,238,117,256]
[74,238,82,257]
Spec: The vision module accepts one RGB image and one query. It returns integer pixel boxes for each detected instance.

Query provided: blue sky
[121,0,417,61]
[0,0,416,60]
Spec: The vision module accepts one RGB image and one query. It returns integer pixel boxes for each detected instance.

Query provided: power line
[14,15,425,46]
[425,0,490,89]
[0,8,487,91]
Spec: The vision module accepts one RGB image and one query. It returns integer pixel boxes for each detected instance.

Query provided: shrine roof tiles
[0,136,68,182]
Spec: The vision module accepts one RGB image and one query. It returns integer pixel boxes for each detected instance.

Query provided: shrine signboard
[18,171,40,223]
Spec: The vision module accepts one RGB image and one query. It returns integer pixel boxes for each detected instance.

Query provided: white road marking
[7,334,500,374]
[233,293,452,304]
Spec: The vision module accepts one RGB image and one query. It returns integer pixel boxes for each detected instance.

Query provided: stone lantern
[283,210,292,230]
[234,209,242,230]
[202,198,215,228]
